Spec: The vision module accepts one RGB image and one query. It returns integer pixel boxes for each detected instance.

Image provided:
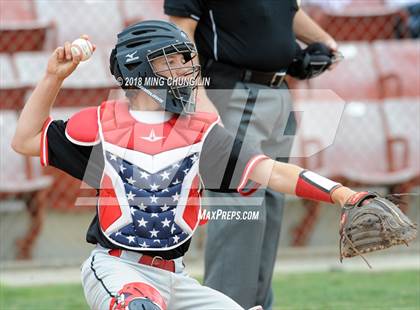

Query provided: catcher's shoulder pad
[65,107,100,146]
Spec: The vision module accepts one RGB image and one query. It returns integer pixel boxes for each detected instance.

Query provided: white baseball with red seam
[71,38,93,61]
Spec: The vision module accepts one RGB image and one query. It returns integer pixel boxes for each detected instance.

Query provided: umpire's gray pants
[204,82,295,310]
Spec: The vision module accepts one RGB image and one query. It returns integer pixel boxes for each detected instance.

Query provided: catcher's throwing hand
[46,34,95,80]
[339,192,417,268]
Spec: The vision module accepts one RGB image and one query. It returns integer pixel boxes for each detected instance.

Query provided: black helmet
[110,20,200,114]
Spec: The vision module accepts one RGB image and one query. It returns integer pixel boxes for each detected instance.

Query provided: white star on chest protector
[149,228,159,238]
[160,171,170,181]
[126,176,136,185]
[126,191,136,201]
[126,235,136,243]
[140,171,150,180]
[161,218,171,228]
[191,154,199,163]
[172,235,180,244]
[160,204,170,212]
[137,218,148,227]
[172,192,180,202]
[150,183,160,191]
[140,241,149,248]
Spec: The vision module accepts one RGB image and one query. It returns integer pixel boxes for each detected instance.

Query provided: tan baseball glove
[339,192,417,268]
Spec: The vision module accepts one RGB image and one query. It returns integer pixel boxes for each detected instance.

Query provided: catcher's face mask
[148,42,200,114]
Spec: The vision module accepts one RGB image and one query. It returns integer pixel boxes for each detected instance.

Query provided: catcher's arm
[12,35,94,156]
[249,159,356,206]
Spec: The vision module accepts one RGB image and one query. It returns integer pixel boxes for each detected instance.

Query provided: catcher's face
[146,43,200,114]
[150,53,197,80]
[149,49,200,114]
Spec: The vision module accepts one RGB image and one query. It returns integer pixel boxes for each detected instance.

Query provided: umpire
[164,1,338,309]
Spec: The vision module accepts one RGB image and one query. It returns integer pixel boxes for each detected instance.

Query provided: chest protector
[68,100,218,251]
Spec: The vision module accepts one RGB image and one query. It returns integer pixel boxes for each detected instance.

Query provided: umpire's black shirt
[164,0,300,72]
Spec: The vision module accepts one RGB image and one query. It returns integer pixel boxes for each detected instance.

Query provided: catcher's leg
[81,251,168,310]
[169,272,244,309]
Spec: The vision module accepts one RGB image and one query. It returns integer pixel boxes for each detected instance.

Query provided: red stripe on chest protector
[183,177,201,229]
[98,175,122,231]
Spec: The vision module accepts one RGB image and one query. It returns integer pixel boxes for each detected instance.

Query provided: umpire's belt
[204,59,287,88]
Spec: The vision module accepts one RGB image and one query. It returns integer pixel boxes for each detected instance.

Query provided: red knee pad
[109,282,166,310]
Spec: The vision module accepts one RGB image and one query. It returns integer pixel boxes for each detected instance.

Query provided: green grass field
[1,270,419,309]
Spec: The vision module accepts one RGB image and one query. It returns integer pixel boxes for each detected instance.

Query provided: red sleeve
[40,116,54,167]
[237,155,269,196]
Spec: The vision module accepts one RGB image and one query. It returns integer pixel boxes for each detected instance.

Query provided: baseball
[71,38,93,61]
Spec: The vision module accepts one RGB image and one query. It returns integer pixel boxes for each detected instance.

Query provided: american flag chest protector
[95,101,219,251]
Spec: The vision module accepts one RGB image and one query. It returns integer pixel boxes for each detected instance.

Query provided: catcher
[12,21,416,310]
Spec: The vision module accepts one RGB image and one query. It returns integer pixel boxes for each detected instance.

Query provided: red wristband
[295,170,342,203]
